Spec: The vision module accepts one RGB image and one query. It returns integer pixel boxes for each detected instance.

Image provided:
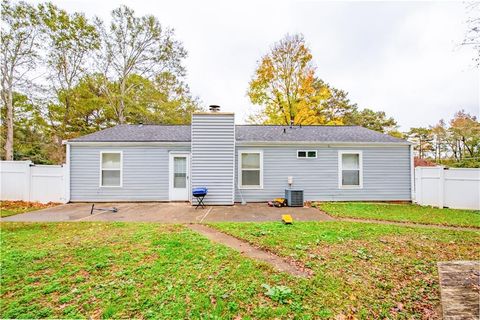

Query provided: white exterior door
[169,153,190,201]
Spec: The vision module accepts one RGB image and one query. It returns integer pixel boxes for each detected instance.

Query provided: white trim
[65,144,71,203]
[99,151,123,188]
[410,144,415,201]
[190,119,194,204]
[168,151,191,201]
[338,150,363,189]
[238,149,263,189]
[231,119,236,204]
[236,141,412,147]
[66,141,411,147]
[67,141,190,147]
[297,150,317,158]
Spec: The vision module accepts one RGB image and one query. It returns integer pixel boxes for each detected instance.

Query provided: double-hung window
[339,151,362,188]
[239,150,263,189]
[100,151,122,187]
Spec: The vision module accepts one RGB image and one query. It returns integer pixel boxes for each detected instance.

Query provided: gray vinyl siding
[70,135,410,203]
[70,145,189,202]
[235,145,411,202]
[191,113,235,205]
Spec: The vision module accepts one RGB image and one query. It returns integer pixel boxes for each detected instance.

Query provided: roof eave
[236,140,412,146]
[65,141,191,146]
[65,140,411,146]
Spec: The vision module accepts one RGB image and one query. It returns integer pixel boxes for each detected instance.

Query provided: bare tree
[462,2,480,67]
[1,0,41,160]
[96,6,186,124]
[38,2,100,151]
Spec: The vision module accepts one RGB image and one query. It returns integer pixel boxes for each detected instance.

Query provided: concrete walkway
[1,202,333,223]
[188,224,313,277]
[438,261,480,320]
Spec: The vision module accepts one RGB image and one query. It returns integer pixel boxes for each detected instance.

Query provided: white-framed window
[100,151,122,187]
[338,151,363,189]
[238,150,263,189]
[297,150,317,158]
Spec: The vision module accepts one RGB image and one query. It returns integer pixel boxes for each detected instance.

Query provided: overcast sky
[31,0,479,130]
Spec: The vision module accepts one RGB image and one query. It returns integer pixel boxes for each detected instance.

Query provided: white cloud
[29,0,479,129]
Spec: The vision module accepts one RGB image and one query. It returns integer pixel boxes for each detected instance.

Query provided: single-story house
[64,109,414,205]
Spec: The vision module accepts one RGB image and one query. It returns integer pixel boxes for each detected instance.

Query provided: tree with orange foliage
[247,33,397,134]
[449,110,480,159]
[247,34,332,125]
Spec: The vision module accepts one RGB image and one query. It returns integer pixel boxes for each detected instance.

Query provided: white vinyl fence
[0,161,68,203]
[415,166,480,210]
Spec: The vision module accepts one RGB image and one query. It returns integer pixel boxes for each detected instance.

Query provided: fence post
[438,166,445,209]
[415,167,421,204]
[24,161,32,202]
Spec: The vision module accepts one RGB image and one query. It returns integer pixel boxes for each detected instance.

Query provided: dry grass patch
[0,201,59,217]
[212,221,480,318]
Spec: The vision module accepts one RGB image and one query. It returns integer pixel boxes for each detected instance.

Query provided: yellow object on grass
[273,198,287,207]
[282,214,293,224]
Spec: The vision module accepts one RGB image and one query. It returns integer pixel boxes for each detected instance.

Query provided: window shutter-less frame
[238,150,263,189]
[338,151,363,189]
[100,151,122,187]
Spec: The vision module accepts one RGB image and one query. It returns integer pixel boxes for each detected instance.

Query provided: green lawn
[0,201,58,218]
[1,222,306,319]
[317,202,480,228]
[212,221,480,319]
[2,221,479,319]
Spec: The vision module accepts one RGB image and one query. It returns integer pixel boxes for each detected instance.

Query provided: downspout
[238,188,246,205]
[410,144,415,203]
[232,120,237,205]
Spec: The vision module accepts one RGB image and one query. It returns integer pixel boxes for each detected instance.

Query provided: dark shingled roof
[69,124,409,144]
[70,125,191,142]
[236,125,407,143]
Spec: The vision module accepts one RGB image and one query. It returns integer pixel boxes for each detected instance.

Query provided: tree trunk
[118,100,125,124]
[458,140,462,160]
[419,138,423,159]
[118,79,126,124]
[437,139,442,163]
[4,88,14,160]
[63,92,71,128]
[462,137,474,157]
[452,143,459,161]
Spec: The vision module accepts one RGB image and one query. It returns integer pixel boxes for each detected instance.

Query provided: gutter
[64,141,412,148]
[64,141,191,147]
[64,140,411,147]
[235,141,412,146]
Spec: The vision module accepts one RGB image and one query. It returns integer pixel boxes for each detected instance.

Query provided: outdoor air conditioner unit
[285,189,304,207]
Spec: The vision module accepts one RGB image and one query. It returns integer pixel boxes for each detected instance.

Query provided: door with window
[169,153,190,200]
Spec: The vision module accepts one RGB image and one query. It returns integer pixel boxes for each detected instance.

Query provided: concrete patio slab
[438,261,480,320]
[0,202,333,223]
